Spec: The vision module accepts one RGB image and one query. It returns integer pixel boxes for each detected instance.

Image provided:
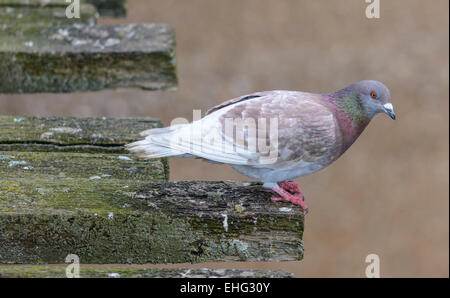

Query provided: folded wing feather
[127,91,340,169]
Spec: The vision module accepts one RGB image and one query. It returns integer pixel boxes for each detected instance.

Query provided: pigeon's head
[351,80,395,120]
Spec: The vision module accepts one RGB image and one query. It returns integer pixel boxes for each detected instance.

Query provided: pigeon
[127,80,395,214]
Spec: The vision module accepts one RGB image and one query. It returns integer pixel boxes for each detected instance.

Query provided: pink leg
[270,181,308,214]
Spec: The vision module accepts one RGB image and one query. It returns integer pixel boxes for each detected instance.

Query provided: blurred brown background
[1,0,448,277]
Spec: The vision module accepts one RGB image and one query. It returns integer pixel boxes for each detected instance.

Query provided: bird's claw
[271,182,309,215]
[277,181,301,194]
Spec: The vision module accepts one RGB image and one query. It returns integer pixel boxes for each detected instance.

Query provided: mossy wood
[0,116,163,153]
[0,23,177,93]
[0,265,292,278]
[0,0,126,17]
[0,3,98,25]
[85,0,126,17]
[0,169,304,263]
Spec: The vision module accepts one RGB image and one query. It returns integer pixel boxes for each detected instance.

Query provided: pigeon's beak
[383,103,396,120]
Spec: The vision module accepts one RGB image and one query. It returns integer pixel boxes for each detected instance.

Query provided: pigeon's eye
[370,91,377,99]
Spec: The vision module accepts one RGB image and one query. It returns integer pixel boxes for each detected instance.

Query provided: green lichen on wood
[0,0,126,17]
[0,116,162,153]
[0,266,292,278]
[0,150,166,181]
[0,23,177,93]
[0,211,200,264]
[0,150,170,264]
[0,0,81,6]
[137,181,304,262]
[0,151,167,211]
[0,4,98,25]
[0,0,76,7]
[0,174,303,264]
[85,0,126,17]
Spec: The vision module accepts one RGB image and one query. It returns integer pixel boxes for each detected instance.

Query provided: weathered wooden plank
[0,150,167,181]
[0,23,177,93]
[0,0,126,17]
[0,116,162,153]
[0,265,292,278]
[0,3,98,25]
[0,0,77,7]
[85,0,126,17]
[0,154,304,264]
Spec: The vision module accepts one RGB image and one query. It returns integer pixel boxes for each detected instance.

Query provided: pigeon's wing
[206,92,267,115]
[135,91,283,165]
[129,91,342,167]
[199,90,342,167]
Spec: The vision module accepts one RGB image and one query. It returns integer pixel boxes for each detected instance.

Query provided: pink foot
[277,181,301,194]
[270,181,308,214]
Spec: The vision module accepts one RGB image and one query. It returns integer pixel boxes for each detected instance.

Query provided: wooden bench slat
[0,0,126,17]
[0,156,303,263]
[85,0,126,17]
[0,265,293,278]
[0,23,177,93]
[0,150,167,182]
[0,116,162,153]
[0,3,98,25]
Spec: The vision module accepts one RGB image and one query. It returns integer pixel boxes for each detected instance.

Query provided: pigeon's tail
[126,124,194,159]
[126,125,226,164]
[126,139,184,158]
[127,119,253,165]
